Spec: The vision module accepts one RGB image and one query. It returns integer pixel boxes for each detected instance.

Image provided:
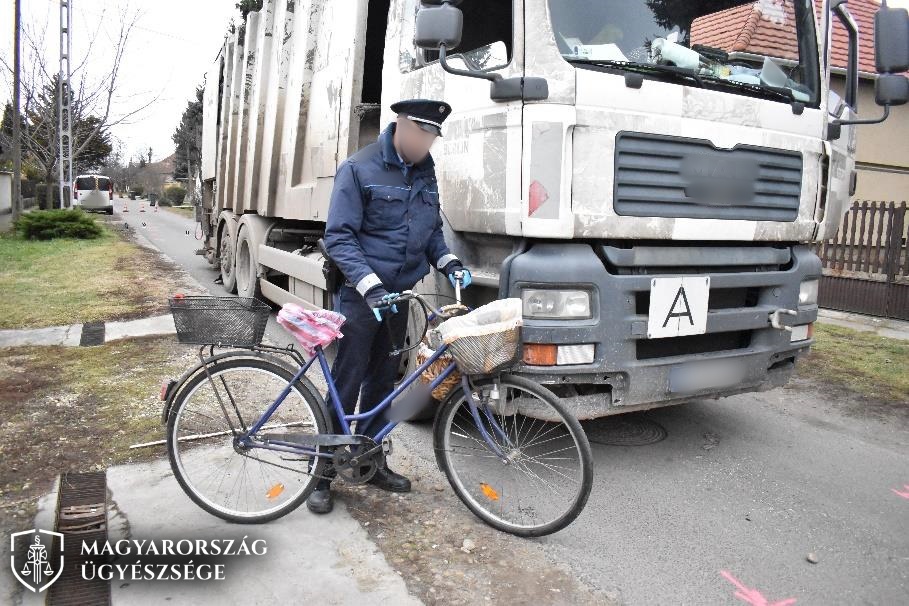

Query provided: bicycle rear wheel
[166,356,329,523]
[433,375,593,537]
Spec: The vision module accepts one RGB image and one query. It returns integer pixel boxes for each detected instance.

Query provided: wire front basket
[169,296,271,347]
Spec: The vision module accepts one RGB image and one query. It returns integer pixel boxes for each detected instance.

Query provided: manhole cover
[586,416,667,446]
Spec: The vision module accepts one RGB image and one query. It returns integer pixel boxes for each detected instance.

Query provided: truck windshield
[549,0,820,105]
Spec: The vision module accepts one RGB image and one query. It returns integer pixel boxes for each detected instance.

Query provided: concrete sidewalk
[8,456,421,606]
[0,314,177,347]
[817,308,909,341]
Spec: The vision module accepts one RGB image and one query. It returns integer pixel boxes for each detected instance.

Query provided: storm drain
[79,321,105,346]
[47,471,110,606]
[586,415,668,446]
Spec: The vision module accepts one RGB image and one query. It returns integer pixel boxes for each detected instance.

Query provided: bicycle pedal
[382,437,393,456]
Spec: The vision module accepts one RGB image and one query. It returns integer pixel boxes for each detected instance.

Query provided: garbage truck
[197,0,909,418]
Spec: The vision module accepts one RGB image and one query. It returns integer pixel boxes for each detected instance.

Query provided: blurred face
[394,115,438,164]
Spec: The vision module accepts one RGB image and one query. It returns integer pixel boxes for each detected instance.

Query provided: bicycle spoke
[169,361,325,521]
[438,378,591,536]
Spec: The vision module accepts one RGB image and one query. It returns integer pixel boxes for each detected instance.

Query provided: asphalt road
[115,197,909,606]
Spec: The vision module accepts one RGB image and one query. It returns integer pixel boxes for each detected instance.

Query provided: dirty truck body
[199,0,868,419]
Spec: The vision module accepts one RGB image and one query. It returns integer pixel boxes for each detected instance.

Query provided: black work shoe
[367,466,412,493]
[306,481,334,514]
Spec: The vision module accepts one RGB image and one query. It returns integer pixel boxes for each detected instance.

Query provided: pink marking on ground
[720,570,797,606]
[892,484,909,500]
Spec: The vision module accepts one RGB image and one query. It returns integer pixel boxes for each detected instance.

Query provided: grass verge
[0,336,195,533]
[797,323,908,404]
[0,221,201,329]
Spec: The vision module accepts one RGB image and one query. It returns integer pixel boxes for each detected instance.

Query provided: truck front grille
[614,132,802,222]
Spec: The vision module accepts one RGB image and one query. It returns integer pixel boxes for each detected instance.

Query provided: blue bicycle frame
[232,339,512,462]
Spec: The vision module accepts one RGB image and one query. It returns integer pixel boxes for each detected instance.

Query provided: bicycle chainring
[332,441,383,484]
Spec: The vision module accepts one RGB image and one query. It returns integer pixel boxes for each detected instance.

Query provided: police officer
[308,99,472,514]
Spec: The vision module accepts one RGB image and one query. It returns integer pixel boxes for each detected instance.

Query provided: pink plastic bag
[276,303,345,356]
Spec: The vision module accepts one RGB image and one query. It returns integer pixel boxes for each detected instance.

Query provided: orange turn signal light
[523,343,557,366]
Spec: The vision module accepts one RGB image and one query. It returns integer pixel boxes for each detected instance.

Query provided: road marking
[720,570,796,606]
[891,484,909,500]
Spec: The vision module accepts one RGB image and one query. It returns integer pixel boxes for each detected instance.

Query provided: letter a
[662,286,694,328]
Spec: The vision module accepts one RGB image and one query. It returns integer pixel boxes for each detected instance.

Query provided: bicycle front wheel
[433,375,593,537]
[166,356,329,523]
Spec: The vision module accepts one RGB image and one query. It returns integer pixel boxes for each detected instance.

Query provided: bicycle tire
[167,356,330,524]
[433,374,593,537]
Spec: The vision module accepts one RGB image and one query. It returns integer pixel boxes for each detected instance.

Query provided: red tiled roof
[690,0,884,75]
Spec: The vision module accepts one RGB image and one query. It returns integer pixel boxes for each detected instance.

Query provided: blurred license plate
[669,358,747,394]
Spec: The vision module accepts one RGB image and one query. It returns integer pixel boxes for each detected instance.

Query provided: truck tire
[219,222,238,293]
[235,226,262,299]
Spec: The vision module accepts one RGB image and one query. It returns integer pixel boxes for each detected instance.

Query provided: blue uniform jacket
[324,123,459,297]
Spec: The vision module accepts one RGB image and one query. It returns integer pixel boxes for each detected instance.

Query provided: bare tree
[0,3,162,208]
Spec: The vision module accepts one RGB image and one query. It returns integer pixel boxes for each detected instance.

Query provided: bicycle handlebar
[380,289,470,357]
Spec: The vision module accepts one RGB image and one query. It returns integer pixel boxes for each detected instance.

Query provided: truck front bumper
[506,242,821,418]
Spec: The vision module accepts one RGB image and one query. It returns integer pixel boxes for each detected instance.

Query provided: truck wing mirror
[875,5,909,74]
[414,0,548,103]
[875,73,909,107]
[415,1,463,51]
[829,1,907,134]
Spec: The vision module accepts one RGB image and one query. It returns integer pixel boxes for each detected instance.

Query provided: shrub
[163,184,187,206]
[13,209,104,240]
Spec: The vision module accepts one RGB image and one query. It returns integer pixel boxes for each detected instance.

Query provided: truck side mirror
[875,73,909,106]
[415,1,463,51]
[874,5,909,74]
[830,1,908,133]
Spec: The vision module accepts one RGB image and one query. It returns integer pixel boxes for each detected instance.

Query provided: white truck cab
[198,0,909,418]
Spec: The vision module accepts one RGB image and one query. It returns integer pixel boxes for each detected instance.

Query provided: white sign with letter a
[647,276,710,339]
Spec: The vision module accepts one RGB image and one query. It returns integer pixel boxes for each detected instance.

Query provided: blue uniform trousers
[329,285,409,438]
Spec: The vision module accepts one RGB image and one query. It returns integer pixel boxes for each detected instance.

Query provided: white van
[73,174,113,214]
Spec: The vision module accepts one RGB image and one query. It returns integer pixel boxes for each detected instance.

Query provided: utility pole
[58,0,73,208]
[12,0,22,220]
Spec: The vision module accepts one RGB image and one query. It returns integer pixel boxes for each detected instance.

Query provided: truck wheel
[236,227,262,299]
[219,224,238,293]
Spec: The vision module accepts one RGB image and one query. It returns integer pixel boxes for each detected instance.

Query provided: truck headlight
[522,289,591,319]
[799,279,819,305]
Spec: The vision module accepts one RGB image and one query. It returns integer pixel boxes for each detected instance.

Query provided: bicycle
[162,288,593,537]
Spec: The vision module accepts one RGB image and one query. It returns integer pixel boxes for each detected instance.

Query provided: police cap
[390,98,452,137]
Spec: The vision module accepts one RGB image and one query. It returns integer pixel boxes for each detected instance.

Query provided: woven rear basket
[416,342,461,401]
[434,298,523,375]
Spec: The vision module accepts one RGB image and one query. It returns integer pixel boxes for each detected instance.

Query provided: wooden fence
[813,201,908,320]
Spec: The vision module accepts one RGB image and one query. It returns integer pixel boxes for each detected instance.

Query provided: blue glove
[364,286,399,322]
[443,261,472,289]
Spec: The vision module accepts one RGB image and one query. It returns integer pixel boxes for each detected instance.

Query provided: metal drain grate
[47,471,110,606]
[586,415,668,446]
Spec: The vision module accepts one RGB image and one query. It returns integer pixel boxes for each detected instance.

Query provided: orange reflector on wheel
[480,483,499,501]
[266,483,285,500]
[522,343,557,366]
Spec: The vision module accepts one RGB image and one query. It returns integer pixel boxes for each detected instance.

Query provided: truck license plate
[647,276,710,339]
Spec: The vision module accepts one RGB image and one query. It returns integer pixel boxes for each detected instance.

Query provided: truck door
[386,0,523,237]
